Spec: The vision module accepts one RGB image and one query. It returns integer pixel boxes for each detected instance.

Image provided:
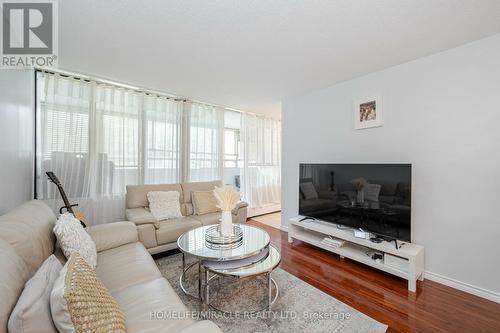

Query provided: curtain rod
[35,68,187,102]
[34,67,279,119]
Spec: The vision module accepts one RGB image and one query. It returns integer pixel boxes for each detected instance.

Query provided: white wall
[0,69,34,214]
[282,34,500,301]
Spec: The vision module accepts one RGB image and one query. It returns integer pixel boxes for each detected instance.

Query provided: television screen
[299,163,412,242]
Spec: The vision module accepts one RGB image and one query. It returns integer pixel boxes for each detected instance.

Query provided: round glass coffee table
[203,244,281,313]
[177,224,279,312]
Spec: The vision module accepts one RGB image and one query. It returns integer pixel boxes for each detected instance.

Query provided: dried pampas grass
[213,185,240,211]
[350,177,367,190]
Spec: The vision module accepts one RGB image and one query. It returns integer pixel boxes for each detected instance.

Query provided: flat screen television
[299,163,412,242]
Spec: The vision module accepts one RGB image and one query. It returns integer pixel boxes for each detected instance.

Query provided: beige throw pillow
[300,182,318,200]
[8,255,62,333]
[50,252,126,333]
[192,190,221,215]
[364,183,382,202]
[147,191,183,221]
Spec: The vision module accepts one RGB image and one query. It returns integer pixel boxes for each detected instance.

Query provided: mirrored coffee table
[177,224,279,312]
[203,244,281,313]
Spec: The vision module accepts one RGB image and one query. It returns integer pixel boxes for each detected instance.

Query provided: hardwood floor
[247,219,500,333]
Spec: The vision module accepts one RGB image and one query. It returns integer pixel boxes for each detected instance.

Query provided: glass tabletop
[177,224,270,261]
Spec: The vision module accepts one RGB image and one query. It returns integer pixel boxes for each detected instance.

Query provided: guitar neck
[56,184,74,214]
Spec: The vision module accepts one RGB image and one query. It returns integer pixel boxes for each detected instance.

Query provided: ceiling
[59,0,500,117]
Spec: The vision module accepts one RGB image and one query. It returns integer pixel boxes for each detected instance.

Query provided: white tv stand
[288,216,425,292]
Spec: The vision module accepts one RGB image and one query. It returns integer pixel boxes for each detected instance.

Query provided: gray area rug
[155,254,387,333]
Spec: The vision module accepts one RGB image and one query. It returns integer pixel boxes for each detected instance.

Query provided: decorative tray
[205,224,243,250]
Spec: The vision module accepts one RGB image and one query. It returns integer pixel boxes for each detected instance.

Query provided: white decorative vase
[220,211,233,237]
[356,189,365,204]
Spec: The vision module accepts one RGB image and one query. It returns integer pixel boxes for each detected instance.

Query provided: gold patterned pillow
[50,252,126,333]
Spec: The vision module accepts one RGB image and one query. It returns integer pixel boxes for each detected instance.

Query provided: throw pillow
[300,182,319,200]
[50,252,126,333]
[53,213,97,268]
[364,183,382,202]
[147,190,183,221]
[8,255,62,333]
[192,191,221,215]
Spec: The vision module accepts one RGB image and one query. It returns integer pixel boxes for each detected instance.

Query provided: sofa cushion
[191,212,221,226]
[96,242,162,293]
[50,252,126,333]
[181,181,222,204]
[8,255,61,333]
[112,278,195,333]
[156,218,202,245]
[126,207,157,225]
[379,195,396,204]
[299,198,335,214]
[127,184,183,209]
[192,191,220,215]
[0,200,56,275]
[0,239,31,333]
[371,180,397,196]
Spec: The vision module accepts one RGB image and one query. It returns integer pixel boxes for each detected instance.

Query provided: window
[223,110,242,168]
[224,128,241,168]
[36,72,184,222]
[36,71,281,223]
[37,74,92,199]
[188,103,223,182]
[144,96,182,184]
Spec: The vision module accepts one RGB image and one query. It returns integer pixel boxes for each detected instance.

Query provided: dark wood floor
[247,219,500,333]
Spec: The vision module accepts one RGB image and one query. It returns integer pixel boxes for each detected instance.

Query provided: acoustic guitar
[46,171,87,228]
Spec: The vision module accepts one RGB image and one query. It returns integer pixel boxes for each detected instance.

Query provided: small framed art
[354,96,382,129]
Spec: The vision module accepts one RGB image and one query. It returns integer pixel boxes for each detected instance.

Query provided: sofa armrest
[231,201,248,223]
[231,201,248,214]
[86,221,138,252]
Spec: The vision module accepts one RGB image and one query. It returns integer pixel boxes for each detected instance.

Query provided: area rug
[155,254,387,333]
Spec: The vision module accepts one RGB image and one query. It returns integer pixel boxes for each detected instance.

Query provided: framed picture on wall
[354,96,382,129]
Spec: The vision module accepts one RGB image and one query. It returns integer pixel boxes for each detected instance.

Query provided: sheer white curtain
[144,96,183,184]
[187,102,224,182]
[241,114,281,216]
[37,73,95,218]
[36,72,184,224]
[90,84,142,223]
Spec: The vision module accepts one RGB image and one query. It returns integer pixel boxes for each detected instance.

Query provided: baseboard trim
[248,205,281,218]
[280,224,288,232]
[424,271,500,304]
